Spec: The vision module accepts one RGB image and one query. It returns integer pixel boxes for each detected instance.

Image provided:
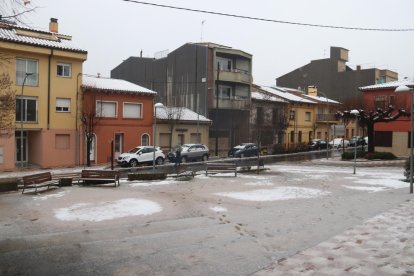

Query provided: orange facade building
[81,75,157,165]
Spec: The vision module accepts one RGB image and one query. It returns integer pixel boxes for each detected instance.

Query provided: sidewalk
[254,199,414,275]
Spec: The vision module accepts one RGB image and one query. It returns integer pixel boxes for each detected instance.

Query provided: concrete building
[276,47,398,105]
[111,42,253,156]
[0,18,87,171]
[359,80,414,157]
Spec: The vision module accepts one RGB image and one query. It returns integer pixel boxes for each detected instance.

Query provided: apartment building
[111,42,253,156]
[0,18,87,171]
[276,47,398,104]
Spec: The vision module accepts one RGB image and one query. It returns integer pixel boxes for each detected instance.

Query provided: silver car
[179,144,209,162]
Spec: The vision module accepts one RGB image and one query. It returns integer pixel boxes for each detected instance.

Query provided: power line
[121,0,414,32]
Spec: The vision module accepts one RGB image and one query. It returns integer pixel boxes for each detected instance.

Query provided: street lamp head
[25,72,33,76]
[395,85,412,93]
[154,102,164,108]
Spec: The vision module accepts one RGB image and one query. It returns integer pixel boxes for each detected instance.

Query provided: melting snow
[342,185,388,193]
[54,198,162,222]
[215,186,330,202]
[210,206,228,212]
[33,191,69,201]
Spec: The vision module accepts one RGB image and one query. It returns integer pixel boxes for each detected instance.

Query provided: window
[298,131,302,143]
[305,112,311,121]
[16,97,37,122]
[374,95,387,110]
[216,85,232,99]
[123,103,142,118]
[389,95,395,106]
[0,146,3,164]
[57,63,71,77]
[16,58,38,86]
[56,98,70,112]
[289,110,295,120]
[256,107,263,123]
[55,134,70,149]
[217,57,232,71]
[141,134,149,146]
[290,131,294,142]
[374,131,392,147]
[96,101,117,117]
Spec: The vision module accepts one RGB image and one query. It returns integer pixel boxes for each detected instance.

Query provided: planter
[0,178,18,192]
[59,177,73,186]
[128,173,167,181]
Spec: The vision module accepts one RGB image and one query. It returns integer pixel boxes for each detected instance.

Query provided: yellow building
[0,18,87,171]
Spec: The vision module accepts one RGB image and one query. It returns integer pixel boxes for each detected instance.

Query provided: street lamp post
[20,72,33,169]
[395,85,414,194]
[153,102,164,171]
[318,91,330,159]
[350,109,359,174]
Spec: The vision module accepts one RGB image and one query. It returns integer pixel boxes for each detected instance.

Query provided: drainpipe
[47,48,54,129]
[76,72,82,165]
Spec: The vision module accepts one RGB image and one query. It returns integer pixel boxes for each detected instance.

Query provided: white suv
[117,146,165,167]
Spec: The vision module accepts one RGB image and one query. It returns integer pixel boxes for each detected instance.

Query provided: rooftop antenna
[200,20,206,42]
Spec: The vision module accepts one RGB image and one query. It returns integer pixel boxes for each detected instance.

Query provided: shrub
[365,152,396,160]
[128,173,167,181]
[341,151,366,160]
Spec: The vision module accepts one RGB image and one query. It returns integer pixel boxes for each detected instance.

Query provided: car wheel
[129,159,138,167]
[181,156,188,163]
[156,157,164,165]
[202,154,208,161]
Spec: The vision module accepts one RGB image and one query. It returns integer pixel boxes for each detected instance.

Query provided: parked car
[308,139,331,151]
[228,143,259,158]
[178,144,209,162]
[329,138,349,149]
[349,136,367,147]
[117,146,165,167]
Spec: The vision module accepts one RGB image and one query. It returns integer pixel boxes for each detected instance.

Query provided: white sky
[18,0,414,86]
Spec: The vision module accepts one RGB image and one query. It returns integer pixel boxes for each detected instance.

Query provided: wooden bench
[205,163,237,177]
[22,172,59,194]
[78,170,120,187]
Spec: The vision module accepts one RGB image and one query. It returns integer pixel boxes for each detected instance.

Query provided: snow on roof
[0,21,86,53]
[251,91,287,103]
[302,94,341,104]
[259,86,316,103]
[359,80,414,91]
[155,106,211,122]
[82,75,157,94]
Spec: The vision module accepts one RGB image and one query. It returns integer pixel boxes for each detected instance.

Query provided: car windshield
[128,147,142,154]
[234,145,245,149]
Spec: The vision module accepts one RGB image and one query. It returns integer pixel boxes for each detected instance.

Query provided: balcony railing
[217,69,252,84]
[212,98,250,110]
[316,114,338,122]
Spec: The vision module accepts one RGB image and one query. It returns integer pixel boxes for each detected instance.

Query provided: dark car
[228,143,259,158]
[308,139,331,151]
[349,136,367,147]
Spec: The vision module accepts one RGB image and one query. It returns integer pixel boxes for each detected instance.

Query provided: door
[114,133,123,160]
[15,131,28,165]
[89,135,96,162]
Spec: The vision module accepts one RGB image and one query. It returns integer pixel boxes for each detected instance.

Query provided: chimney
[356,65,361,71]
[307,85,318,96]
[49,18,58,33]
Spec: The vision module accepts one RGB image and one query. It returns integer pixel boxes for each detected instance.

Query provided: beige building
[0,18,87,171]
[155,106,211,152]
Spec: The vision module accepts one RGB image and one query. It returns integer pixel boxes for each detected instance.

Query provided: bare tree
[337,106,409,153]
[0,0,37,24]
[81,93,101,167]
[0,73,16,133]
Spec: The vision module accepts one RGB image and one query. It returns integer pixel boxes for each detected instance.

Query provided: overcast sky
[20,0,414,86]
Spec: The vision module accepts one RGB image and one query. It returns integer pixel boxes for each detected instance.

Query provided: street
[0,160,411,275]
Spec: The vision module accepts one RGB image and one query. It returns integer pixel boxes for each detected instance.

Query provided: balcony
[212,98,250,110]
[316,114,339,123]
[217,69,252,84]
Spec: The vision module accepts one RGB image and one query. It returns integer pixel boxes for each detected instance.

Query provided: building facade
[0,18,87,171]
[276,47,398,104]
[359,80,414,157]
[111,42,253,156]
[81,75,156,165]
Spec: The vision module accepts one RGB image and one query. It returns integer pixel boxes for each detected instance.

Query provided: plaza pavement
[254,197,414,275]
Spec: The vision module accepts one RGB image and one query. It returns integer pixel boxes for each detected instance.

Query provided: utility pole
[215,62,220,157]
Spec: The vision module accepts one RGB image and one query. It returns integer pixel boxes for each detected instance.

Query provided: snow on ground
[341,185,388,193]
[54,198,162,222]
[215,187,330,202]
[210,206,228,213]
[127,179,178,187]
[33,190,70,201]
